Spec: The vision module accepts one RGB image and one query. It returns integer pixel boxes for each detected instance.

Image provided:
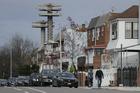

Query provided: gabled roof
[96,12,112,27]
[110,5,138,20]
[88,16,99,29]
[88,12,113,29]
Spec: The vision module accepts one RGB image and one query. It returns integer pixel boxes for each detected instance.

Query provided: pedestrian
[95,67,104,88]
[88,69,93,87]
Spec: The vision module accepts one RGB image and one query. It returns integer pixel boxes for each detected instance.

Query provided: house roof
[88,12,113,29]
[88,16,99,29]
[110,5,138,20]
[96,12,112,27]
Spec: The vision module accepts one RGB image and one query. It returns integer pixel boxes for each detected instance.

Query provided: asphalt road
[0,87,140,93]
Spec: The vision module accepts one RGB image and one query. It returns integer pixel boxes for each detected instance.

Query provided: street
[0,87,140,93]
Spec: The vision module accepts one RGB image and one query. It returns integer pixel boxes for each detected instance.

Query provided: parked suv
[52,72,78,88]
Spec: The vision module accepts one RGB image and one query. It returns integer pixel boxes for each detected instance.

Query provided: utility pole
[139,0,140,67]
[138,1,140,86]
[39,3,61,42]
[120,44,123,86]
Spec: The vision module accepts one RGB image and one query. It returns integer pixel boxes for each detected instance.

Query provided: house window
[133,22,138,39]
[101,26,104,36]
[96,28,100,40]
[112,23,117,40]
[99,26,104,40]
[87,30,90,40]
[125,22,138,39]
[92,29,95,41]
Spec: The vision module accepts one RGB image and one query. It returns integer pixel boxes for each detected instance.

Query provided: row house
[87,12,114,69]
[87,12,118,86]
[107,5,140,86]
[87,5,140,86]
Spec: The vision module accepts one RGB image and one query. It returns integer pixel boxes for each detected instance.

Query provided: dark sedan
[41,69,60,86]
[52,72,78,88]
[7,77,17,86]
[29,73,42,86]
[0,79,7,86]
[16,76,30,86]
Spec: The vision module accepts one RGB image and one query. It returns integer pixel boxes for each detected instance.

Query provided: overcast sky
[0,0,139,46]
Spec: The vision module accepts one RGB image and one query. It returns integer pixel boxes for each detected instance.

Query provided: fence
[117,67,137,86]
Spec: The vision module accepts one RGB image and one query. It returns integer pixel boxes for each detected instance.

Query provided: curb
[79,86,140,91]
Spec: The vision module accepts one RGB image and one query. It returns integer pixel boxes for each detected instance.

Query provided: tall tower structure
[32,20,47,47]
[39,3,61,42]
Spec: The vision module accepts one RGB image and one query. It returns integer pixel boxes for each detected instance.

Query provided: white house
[106,5,139,86]
[107,5,139,68]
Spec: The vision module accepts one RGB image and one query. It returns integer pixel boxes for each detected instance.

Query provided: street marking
[27,87,47,93]
[13,87,22,91]
[24,91,29,93]
[12,87,30,93]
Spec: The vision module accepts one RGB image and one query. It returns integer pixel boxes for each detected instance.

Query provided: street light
[60,31,62,72]
[10,46,13,78]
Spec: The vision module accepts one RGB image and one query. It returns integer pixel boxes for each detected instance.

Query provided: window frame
[112,23,118,40]
[125,22,138,39]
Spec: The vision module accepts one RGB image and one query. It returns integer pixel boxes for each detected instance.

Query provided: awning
[85,46,105,50]
[114,44,140,52]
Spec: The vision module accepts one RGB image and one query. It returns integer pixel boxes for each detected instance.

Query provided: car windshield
[61,73,75,78]
[41,69,59,76]
[31,73,41,78]
[41,70,50,75]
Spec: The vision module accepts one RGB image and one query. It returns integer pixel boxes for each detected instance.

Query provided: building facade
[107,5,140,86]
[87,13,114,69]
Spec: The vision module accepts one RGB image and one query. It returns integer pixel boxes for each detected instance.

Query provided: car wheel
[57,83,61,87]
[53,80,57,87]
[74,85,78,88]
[69,86,72,88]
[52,81,55,87]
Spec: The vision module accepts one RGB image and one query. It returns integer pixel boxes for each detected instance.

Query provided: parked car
[0,79,8,86]
[16,76,30,86]
[52,72,79,88]
[7,77,17,86]
[16,77,24,86]
[29,73,42,86]
[22,76,30,86]
[41,69,60,86]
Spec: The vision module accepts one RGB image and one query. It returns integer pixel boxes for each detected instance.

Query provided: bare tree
[64,17,87,72]
[0,45,10,78]
[0,34,37,77]
[64,29,86,60]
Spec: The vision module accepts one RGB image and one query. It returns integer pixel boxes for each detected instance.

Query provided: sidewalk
[80,86,140,91]
[103,86,140,92]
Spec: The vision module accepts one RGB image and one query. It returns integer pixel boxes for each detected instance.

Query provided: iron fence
[117,67,137,86]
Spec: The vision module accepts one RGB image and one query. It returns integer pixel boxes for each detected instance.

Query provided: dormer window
[125,22,138,39]
[112,23,117,40]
